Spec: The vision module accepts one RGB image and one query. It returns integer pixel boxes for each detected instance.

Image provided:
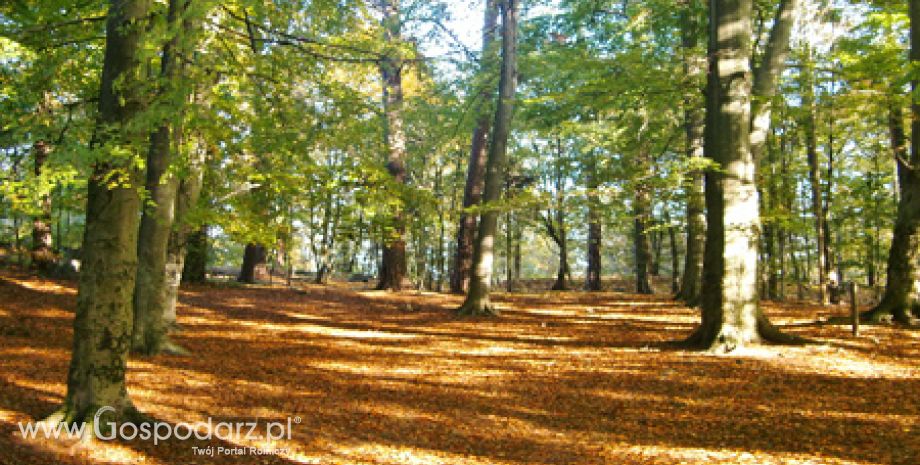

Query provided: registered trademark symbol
[294,416,301,424]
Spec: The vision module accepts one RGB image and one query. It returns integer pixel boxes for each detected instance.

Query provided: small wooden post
[849,281,859,337]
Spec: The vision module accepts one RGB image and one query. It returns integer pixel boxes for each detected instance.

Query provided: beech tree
[457,0,518,316]
[687,0,802,352]
[43,0,151,427]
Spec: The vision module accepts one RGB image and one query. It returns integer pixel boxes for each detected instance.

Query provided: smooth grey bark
[451,0,499,294]
[457,0,518,316]
[46,0,152,429]
[376,0,409,291]
[688,0,803,352]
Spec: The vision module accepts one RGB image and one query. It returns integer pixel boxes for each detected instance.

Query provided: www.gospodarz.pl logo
[17,406,301,447]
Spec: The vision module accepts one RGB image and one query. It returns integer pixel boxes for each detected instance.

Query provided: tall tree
[800,47,830,306]
[585,148,602,291]
[133,0,195,355]
[865,0,920,324]
[376,0,409,291]
[677,0,706,304]
[44,0,151,427]
[457,0,518,316]
[451,0,500,294]
[634,147,653,294]
[688,0,802,352]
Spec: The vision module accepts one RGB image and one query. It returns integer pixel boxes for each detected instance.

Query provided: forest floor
[0,270,918,465]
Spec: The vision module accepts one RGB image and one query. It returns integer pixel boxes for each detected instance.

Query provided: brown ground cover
[0,271,917,464]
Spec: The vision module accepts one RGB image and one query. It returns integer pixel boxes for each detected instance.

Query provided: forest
[0,0,919,464]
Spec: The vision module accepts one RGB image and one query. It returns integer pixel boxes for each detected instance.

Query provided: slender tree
[451,0,500,294]
[133,0,195,355]
[677,0,706,303]
[457,0,518,316]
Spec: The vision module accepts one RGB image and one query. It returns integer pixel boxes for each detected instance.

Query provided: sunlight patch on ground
[236,320,419,340]
[610,444,870,465]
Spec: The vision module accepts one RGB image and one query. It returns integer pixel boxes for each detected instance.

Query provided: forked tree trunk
[457,0,518,316]
[376,0,409,291]
[45,0,152,429]
[687,0,802,352]
[865,16,920,326]
[451,0,499,294]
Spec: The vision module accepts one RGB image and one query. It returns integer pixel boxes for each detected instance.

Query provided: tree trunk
[238,243,266,283]
[31,140,55,274]
[635,151,653,294]
[165,141,207,331]
[666,210,681,294]
[457,0,518,316]
[47,0,151,429]
[376,0,409,291]
[451,0,499,294]
[181,226,207,283]
[865,39,920,325]
[688,0,802,352]
[801,49,829,306]
[585,150,602,291]
[677,0,705,304]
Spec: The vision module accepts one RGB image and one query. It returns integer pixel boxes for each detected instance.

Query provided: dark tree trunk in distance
[238,243,266,283]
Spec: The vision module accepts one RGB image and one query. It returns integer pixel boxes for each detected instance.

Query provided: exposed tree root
[456,297,500,317]
[40,401,147,443]
[679,314,811,353]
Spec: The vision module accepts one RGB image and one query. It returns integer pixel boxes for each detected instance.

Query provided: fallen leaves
[0,270,917,465]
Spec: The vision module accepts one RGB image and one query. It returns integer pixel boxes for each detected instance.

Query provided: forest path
[0,271,917,465]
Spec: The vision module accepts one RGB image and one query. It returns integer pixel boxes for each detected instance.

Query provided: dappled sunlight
[0,272,918,464]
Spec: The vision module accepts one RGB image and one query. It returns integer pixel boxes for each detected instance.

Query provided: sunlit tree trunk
[46,0,152,428]
[376,0,409,291]
[452,0,499,294]
[457,0,518,316]
[689,0,801,352]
